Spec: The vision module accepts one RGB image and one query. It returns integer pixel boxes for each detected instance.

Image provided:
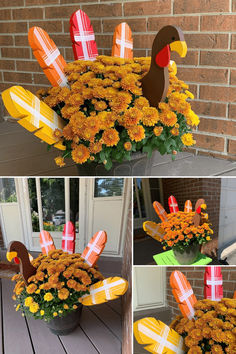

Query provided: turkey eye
[172,36,175,41]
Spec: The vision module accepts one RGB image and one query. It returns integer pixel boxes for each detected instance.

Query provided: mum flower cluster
[37,55,199,170]
[12,249,103,321]
[170,298,236,353]
[160,211,213,250]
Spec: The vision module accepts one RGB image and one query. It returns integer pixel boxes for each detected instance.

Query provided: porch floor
[1,120,236,176]
[0,278,122,354]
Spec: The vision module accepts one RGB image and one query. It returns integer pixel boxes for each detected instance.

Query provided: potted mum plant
[143,197,213,265]
[8,242,128,335]
[1,15,200,176]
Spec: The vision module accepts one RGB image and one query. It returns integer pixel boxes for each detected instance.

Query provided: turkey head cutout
[7,241,36,285]
[141,25,187,107]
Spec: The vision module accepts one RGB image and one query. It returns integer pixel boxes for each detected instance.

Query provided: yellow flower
[159,111,177,127]
[73,305,78,310]
[44,292,54,302]
[64,304,69,310]
[25,296,34,307]
[16,304,20,311]
[206,236,211,241]
[123,107,142,128]
[53,312,58,317]
[124,142,132,151]
[181,133,196,146]
[54,156,65,168]
[40,310,45,316]
[185,90,194,99]
[29,302,39,313]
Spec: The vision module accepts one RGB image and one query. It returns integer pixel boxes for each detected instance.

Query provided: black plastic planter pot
[76,152,155,176]
[45,305,83,335]
[173,243,200,265]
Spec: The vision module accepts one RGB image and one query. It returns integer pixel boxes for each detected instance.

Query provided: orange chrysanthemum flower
[127,125,145,142]
[54,156,66,168]
[89,141,103,154]
[141,107,159,126]
[153,126,163,136]
[124,142,132,151]
[102,128,120,147]
[123,107,143,128]
[72,144,90,164]
[159,111,177,127]
[63,125,74,140]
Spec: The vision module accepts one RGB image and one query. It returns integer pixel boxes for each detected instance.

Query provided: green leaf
[104,159,112,170]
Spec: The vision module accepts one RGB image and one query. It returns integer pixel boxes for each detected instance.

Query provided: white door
[219,178,236,251]
[133,267,166,311]
[0,178,26,247]
[80,178,130,257]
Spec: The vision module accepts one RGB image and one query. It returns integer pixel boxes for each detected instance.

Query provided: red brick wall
[162,178,221,237]
[166,266,236,319]
[0,1,235,158]
[121,185,132,354]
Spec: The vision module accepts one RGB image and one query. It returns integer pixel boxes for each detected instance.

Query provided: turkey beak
[170,40,187,57]
[6,251,17,262]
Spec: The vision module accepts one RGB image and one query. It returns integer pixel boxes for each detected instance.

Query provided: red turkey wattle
[14,257,20,264]
[155,45,170,68]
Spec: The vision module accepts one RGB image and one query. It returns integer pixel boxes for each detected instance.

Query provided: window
[94,178,124,197]
[0,178,17,203]
[133,178,146,219]
[28,178,79,233]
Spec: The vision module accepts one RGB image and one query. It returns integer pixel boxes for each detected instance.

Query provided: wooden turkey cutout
[112,22,133,59]
[7,241,36,285]
[141,25,187,107]
[70,10,98,61]
[1,86,66,150]
[28,26,68,87]
[193,198,206,227]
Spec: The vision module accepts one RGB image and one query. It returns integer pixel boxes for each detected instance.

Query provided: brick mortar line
[195,130,236,140]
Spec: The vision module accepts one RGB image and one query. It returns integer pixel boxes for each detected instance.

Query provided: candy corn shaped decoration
[112,22,133,59]
[170,271,197,319]
[1,86,65,150]
[81,230,107,267]
[153,201,168,222]
[204,266,223,301]
[79,277,128,306]
[184,200,192,213]
[168,195,179,213]
[70,10,98,61]
[62,221,76,254]
[28,26,68,87]
[143,221,164,241]
[39,230,56,255]
[133,318,185,354]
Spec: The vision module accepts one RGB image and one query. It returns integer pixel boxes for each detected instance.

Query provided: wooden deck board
[1,279,33,354]
[59,322,99,354]
[89,303,122,340]
[106,298,122,315]
[0,278,123,354]
[80,307,121,354]
[27,317,65,354]
[0,121,78,176]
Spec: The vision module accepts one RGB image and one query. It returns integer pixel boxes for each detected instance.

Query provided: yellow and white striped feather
[143,221,165,242]
[79,277,128,306]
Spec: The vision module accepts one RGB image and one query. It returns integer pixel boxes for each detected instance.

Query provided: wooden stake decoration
[143,221,164,241]
[168,195,179,213]
[153,201,168,222]
[204,266,223,301]
[1,86,66,150]
[133,317,185,354]
[184,200,192,213]
[70,10,98,61]
[6,241,36,285]
[62,221,76,254]
[170,271,197,319]
[81,230,107,267]
[79,277,128,306]
[39,230,56,255]
[112,22,133,59]
[141,25,187,107]
[28,26,68,87]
